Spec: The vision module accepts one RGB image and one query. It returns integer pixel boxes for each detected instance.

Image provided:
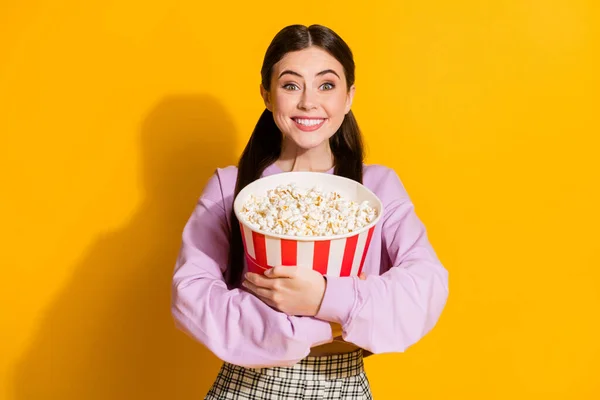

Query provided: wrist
[312,275,327,316]
[314,276,356,324]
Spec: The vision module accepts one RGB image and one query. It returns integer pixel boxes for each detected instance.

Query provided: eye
[283,83,300,91]
[321,82,335,91]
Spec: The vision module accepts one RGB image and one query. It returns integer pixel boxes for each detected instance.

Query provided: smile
[292,118,327,132]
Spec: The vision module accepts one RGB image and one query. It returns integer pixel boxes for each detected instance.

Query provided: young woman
[171,24,449,399]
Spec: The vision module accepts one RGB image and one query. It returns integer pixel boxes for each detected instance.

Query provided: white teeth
[294,118,324,126]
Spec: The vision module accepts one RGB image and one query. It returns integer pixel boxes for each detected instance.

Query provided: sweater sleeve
[171,170,333,368]
[314,167,449,354]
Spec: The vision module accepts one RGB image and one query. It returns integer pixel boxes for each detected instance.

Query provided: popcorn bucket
[233,172,384,277]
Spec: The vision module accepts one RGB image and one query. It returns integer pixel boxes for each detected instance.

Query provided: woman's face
[261,46,355,151]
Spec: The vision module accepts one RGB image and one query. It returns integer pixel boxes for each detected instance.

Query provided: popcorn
[239,183,378,236]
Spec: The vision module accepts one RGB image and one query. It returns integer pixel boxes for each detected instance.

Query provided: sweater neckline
[263,162,335,176]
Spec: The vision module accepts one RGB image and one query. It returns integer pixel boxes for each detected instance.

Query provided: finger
[245,272,278,289]
[264,266,297,279]
[242,279,273,298]
[359,273,367,280]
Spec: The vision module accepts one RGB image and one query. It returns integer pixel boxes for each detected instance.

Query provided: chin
[288,133,332,151]
[292,140,328,151]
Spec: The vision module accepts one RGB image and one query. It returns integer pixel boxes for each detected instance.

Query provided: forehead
[274,47,345,78]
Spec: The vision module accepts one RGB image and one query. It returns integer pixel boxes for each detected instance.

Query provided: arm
[315,168,449,354]
[171,171,333,368]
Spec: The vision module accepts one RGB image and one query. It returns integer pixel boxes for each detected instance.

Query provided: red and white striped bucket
[239,222,376,276]
[233,172,383,277]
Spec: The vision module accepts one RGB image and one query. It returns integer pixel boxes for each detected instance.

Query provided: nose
[298,88,317,111]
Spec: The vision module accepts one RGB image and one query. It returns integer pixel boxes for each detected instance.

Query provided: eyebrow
[278,69,340,80]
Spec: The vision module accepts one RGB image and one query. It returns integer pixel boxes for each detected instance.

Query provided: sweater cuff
[315,276,356,325]
[296,317,335,347]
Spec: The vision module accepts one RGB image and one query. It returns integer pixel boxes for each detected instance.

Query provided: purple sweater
[171,162,449,368]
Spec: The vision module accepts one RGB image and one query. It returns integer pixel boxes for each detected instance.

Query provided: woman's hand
[243,266,326,316]
[243,267,368,320]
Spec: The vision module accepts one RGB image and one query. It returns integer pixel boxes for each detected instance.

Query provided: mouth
[291,117,327,132]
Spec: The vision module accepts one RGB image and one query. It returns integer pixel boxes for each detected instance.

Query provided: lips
[292,117,327,132]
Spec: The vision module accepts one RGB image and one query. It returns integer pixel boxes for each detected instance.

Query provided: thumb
[359,272,367,280]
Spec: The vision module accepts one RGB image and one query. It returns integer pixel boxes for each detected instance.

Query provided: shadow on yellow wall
[13,95,238,398]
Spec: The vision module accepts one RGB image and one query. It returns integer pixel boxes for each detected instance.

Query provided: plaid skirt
[205,349,372,399]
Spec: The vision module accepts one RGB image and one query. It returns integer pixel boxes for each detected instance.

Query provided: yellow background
[1,1,598,399]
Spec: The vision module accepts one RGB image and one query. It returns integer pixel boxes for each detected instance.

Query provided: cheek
[324,95,348,117]
[270,97,289,120]
[273,93,294,112]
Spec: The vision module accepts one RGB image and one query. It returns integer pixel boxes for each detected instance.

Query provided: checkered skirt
[205,349,372,399]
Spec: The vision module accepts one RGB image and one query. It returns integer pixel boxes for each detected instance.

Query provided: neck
[277,138,334,172]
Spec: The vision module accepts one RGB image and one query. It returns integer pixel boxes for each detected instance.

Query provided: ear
[260,83,273,111]
[344,84,356,114]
